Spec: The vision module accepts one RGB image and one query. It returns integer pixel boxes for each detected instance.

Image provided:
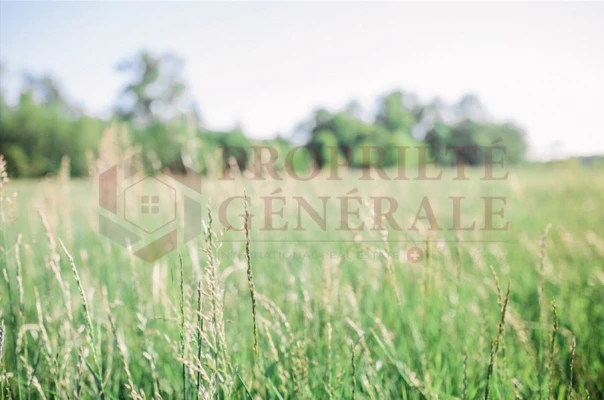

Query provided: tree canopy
[0,51,527,177]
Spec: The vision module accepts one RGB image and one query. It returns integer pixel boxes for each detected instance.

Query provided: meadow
[1,159,603,399]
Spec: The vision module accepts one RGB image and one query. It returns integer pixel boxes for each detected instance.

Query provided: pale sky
[1,2,603,159]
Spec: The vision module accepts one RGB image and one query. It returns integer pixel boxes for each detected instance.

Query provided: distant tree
[0,71,104,177]
[375,91,415,134]
[0,56,528,179]
[115,50,196,126]
[454,93,490,123]
[412,98,450,139]
[114,51,201,173]
[307,129,339,169]
[303,102,422,169]
[22,73,67,108]
[425,123,456,165]
[217,129,250,172]
[426,120,527,166]
[300,92,526,170]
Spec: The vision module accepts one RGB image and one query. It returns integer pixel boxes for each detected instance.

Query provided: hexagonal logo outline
[97,152,203,263]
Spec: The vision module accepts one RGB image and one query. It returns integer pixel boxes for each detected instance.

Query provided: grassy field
[1,164,603,399]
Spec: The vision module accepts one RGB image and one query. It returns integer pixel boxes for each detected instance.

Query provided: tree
[114,51,201,173]
[0,71,105,177]
[115,50,196,126]
[22,73,67,107]
[375,91,416,134]
[454,93,490,123]
[426,120,527,166]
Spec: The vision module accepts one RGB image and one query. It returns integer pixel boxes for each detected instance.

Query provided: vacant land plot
[1,166,603,399]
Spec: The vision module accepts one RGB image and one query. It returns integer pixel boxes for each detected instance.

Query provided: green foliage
[304,91,527,170]
[115,51,195,126]
[375,90,416,133]
[425,121,527,167]
[0,93,104,177]
[215,129,251,171]
[0,56,528,178]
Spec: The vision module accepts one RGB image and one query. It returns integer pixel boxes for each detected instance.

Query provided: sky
[1,2,603,159]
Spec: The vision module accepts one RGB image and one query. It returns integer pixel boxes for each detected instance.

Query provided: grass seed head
[0,320,4,362]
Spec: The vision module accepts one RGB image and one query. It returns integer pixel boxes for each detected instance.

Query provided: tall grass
[243,193,259,361]
[484,278,510,400]
[0,165,602,398]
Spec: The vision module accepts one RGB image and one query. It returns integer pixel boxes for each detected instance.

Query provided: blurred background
[2,4,604,399]
[1,2,603,177]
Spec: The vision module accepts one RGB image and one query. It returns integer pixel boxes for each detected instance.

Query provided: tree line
[0,51,527,177]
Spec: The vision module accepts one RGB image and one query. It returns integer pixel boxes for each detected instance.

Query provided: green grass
[1,165,603,399]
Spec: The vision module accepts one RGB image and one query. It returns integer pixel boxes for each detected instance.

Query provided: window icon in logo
[141,195,160,214]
